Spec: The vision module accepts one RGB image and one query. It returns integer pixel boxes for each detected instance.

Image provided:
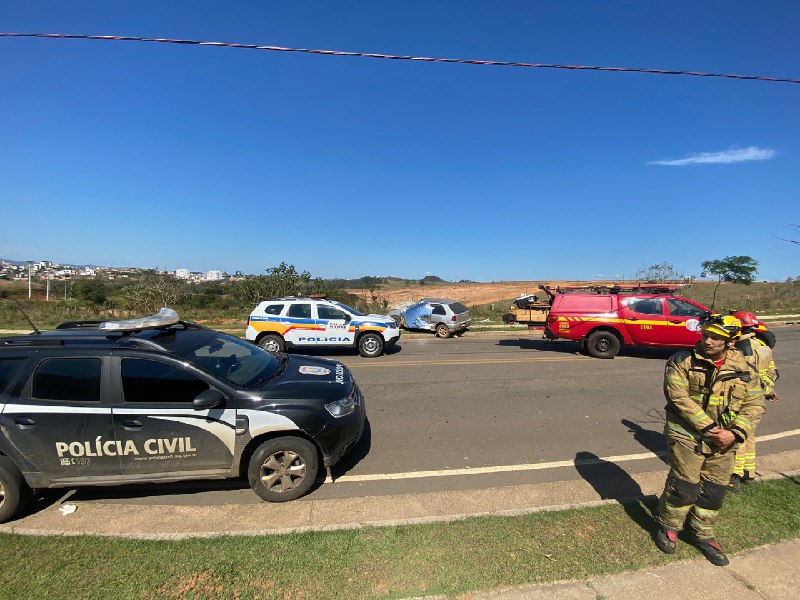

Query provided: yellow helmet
[701,313,741,339]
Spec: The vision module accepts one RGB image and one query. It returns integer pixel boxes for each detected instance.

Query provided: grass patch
[1,478,798,599]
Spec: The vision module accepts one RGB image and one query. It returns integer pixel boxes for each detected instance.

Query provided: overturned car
[389,298,472,338]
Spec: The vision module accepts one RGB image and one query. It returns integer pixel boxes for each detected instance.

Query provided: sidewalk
[455,538,799,600]
[1,450,797,598]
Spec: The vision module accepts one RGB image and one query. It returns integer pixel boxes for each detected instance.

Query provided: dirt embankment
[347,281,568,307]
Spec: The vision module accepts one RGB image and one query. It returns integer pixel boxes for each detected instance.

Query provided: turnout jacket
[663,344,765,448]
[736,332,778,395]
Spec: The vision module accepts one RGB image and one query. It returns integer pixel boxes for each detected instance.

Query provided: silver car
[390,298,472,338]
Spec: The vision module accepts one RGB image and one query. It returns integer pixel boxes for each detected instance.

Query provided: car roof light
[99,308,180,332]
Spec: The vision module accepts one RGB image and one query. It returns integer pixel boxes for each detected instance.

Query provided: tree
[72,279,109,305]
[701,256,759,308]
[122,274,188,314]
[635,262,689,283]
[231,262,312,308]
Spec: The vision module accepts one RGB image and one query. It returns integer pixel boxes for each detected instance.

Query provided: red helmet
[731,311,758,328]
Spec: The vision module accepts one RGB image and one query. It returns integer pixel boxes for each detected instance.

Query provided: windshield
[332,301,364,316]
[179,332,283,388]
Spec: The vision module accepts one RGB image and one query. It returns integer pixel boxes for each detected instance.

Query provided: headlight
[388,321,398,329]
[325,393,356,418]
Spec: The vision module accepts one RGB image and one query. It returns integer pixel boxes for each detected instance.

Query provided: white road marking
[329,428,800,483]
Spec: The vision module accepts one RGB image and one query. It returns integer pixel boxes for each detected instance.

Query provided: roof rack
[539,283,691,296]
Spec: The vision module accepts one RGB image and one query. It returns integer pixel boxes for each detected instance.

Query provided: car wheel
[756,331,777,349]
[258,334,285,354]
[248,437,319,502]
[0,456,32,523]
[358,332,384,358]
[586,330,620,359]
[435,323,451,338]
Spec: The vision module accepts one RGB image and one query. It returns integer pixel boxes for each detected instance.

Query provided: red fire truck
[539,284,774,358]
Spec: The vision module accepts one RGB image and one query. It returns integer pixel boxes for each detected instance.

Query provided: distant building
[175,268,190,279]
[206,270,224,281]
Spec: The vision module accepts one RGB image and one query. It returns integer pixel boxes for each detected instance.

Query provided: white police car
[245,297,400,358]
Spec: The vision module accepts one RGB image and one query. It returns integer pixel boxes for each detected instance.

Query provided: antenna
[13,301,41,335]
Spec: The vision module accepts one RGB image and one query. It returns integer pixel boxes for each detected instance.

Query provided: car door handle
[628,317,639,321]
[14,416,36,429]
[121,419,143,430]
[670,319,682,324]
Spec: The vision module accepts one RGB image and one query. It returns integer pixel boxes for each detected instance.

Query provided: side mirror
[193,389,225,411]
[342,314,352,322]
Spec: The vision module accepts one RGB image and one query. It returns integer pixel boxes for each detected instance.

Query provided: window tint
[32,358,102,402]
[667,299,705,317]
[431,304,446,316]
[182,333,281,387]
[628,298,664,315]
[317,305,348,320]
[287,304,312,319]
[122,359,208,403]
[0,358,25,394]
[559,295,612,312]
[449,302,469,314]
[264,304,284,315]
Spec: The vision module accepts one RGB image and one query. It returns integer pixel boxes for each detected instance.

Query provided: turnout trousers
[732,434,757,479]
[656,429,736,540]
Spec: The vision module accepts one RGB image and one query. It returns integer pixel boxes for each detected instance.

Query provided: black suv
[0,309,366,522]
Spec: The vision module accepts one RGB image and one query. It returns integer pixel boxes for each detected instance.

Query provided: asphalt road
[71,326,800,506]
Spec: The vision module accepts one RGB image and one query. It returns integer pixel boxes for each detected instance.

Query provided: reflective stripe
[667,421,701,440]
[689,410,708,423]
[666,376,689,386]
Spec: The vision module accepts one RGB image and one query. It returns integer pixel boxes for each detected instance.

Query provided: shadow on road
[621,418,668,465]
[573,451,657,536]
[496,338,678,360]
[330,418,372,480]
[496,338,581,353]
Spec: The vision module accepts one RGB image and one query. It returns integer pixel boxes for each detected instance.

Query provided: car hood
[353,314,394,324]
[254,354,352,402]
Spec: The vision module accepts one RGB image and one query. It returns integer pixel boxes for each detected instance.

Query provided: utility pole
[27,260,32,299]
[46,271,50,301]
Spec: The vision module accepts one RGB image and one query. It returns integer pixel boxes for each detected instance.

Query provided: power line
[2,32,798,85]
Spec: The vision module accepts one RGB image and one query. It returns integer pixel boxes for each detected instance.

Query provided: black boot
[655,527,678,554]
[728,474,742,494]
[694,538,729,566]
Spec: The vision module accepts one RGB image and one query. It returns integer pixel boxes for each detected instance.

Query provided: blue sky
[1,1,798,281]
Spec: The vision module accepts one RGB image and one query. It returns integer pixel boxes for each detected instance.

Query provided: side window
[431,304,446,316]
[628,299,663,315]
[264,304,284,315]
[0,358,26,394]
[317,305,348,320]
[121,359,209,404]
[666,299,705,317]
[32,358,102,402]
[287,304,312,319]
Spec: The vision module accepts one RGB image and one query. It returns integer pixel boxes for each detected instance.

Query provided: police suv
[0,309,366,523]
[246,297,400,358]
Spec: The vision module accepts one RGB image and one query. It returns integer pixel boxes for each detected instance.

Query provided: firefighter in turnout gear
[728,311,779,493]
[654,314,765,566]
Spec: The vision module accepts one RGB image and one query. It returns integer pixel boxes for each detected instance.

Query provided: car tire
[435,324,451,338]
[756,331,777,349]
[248,437,319,502]
[585,330,621,359]
[0,456,32,523]
[258,334,285,355]
[358,332,384,358]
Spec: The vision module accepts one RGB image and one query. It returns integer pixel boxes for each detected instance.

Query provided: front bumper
[317,384,367,467]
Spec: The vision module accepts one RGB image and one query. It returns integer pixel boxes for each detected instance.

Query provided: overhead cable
[1,32,798,85]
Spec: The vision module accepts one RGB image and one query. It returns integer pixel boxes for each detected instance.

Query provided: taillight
[452,315,456,322]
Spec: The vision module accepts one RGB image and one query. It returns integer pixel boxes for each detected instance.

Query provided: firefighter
[728,311,779,493]
[654,314,765,566]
